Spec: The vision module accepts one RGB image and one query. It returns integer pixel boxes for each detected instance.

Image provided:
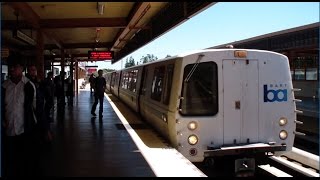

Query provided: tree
[125,56,135,68]
[165,55,171,58]
[140,54,158,64]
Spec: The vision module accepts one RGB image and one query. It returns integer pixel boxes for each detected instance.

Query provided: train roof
[113,48,285,72]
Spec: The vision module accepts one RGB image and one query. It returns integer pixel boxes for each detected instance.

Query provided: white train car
[104,71,112,92]
[105,49,299,172]
[109,71,121,97]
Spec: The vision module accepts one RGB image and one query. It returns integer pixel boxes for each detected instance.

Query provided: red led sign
[87,68,97,74]
[88,51,114,60]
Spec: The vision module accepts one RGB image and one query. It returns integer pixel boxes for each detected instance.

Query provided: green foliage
[125,56,136,68]
[140,54,158,64]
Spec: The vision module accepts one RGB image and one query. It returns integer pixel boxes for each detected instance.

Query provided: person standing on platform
[89,73,95,93]
[1,54,38,176]
[26,65,52,143]
[25,65,53,175]
[65,75,73,106]
[91,70,106,118]
[43,71,54,123]
[54,71,65,105]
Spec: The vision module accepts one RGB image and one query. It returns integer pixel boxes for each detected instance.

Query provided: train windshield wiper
[184,54,204,83]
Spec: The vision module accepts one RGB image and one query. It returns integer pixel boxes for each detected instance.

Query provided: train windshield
[180,62,218,116]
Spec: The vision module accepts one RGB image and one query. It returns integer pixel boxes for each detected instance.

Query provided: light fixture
[279,117,287,126]
[188,134,199,145]
[188,121,198,130]
[279,130,288,140]
[97,2,104,15]
[95,28,100,42]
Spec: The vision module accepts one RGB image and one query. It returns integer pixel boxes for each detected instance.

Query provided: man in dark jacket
[2,54,38,176]
[43,71,54,123]
[26,65,52,142]
[91,70,106,117]
[54,71,65,105]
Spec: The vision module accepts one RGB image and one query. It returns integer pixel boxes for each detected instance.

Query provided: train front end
[174,49,297,166]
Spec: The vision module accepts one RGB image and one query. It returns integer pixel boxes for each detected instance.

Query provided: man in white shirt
[2,54,37,176]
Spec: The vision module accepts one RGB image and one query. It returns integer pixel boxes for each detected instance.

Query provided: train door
[112,71,120,97]
[110,72,117,95]
[139,66,149,117]
[222,59,259,145]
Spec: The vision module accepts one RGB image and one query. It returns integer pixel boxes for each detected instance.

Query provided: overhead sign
[87,68,97,74]
[13,30,36,46]
[88,51,114,60]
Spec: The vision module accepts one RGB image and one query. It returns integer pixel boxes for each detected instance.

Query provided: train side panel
[105,72,112,92]
[110,71,121,97]
[257,52,296,153]
[174,52,224,162]
[118,66,143,113]
[138,59,178,141]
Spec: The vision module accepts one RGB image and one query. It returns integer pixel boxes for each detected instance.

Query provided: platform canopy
[1,2,217,64]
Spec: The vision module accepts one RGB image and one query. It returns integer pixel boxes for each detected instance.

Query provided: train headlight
[279,117,287,126]
[188,135,198,145]
[187,121,198,130]
[279,130,288,140]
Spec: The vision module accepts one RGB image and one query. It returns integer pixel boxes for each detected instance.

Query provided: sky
[90,2,319,70]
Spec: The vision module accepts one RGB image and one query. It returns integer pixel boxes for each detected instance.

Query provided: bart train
[104,49,299,170]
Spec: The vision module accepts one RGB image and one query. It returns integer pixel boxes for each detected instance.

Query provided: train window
[180,62,218,116]
[126,72,131,89]
[121,72,130,89]
[111,72,116,87]
[120,70,138,92]
[306,68,317,80]
[128,69,138,92]
[294,68,305,80]
[121,72,126,88]
[163,64,174,105]
[116,73,120,87]
[151,66,165,102]
[112,72,119,88]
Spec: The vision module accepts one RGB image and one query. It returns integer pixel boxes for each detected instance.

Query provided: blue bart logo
[264,84,288,102]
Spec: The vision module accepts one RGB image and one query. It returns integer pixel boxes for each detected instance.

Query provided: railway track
[267,147,319,177]
[195,147,319,177]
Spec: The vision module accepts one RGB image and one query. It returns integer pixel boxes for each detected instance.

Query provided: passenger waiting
[54,71,66,105]
[91,70,106,117]
[43,71,54,123]
[2,54,38,176]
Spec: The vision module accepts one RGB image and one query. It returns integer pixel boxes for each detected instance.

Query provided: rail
[269,147,319,177]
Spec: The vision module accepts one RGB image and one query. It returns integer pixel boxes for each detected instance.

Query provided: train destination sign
[88,51,114,60]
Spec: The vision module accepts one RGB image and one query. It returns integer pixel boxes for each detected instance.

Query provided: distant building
[208,22,319,99]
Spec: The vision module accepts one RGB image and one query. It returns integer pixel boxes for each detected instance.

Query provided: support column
[36,29,44,80]
[51,59,54,75]
[75,59,79,96]
[61,49,65,104]
[70,56,74,105]
[289,50,296,62]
